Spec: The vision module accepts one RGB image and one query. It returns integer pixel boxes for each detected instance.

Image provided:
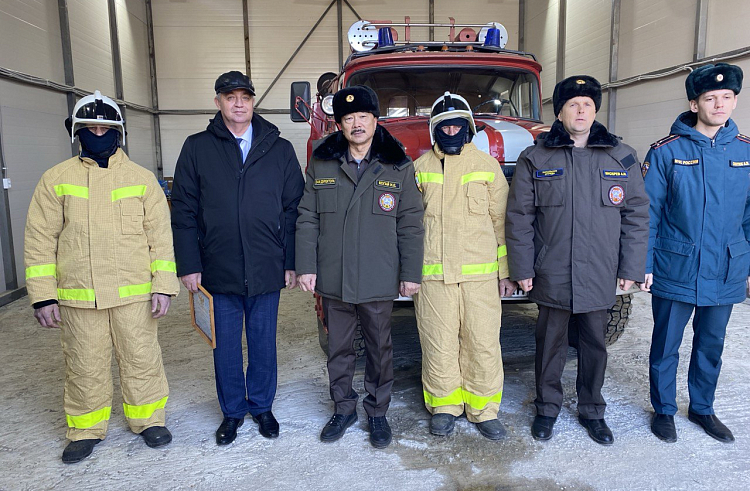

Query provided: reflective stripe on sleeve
[54,184,89,199]
[461,172,495,184]
[422,264,444,276]
[150,260,177,274]
[57,288,95,302]
[26,264,57,279]
[111,185,147,202]
[123,396,168,420]
[66,406,111,429]
[119,282,152,298]
[461,261,499,275]
[497,245,507,258]
[416,172,444,184]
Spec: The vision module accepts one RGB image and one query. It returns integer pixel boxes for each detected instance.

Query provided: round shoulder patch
[379,193,395,211]
[609,185,625,205]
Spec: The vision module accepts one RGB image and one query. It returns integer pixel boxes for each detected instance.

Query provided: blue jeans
[650,296,733,416]
[212,291,280,419]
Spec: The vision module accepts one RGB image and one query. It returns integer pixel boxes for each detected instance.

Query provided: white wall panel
[524,0,558,99]
[153,0,244,110]
[564,0,609,82]
[618,0,696,80]
[116,0,153,106]
[68,0,115,95]
[0,80,71,286]
[614,76,688,160]
[125,111,157,174]
[159,114,210,177]
[0,0,64,82]
[706,0,750,56]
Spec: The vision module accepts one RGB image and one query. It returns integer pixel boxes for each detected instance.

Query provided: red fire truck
[290,18,633,354]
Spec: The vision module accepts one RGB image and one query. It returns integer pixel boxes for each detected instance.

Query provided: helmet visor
[75,99,123,123]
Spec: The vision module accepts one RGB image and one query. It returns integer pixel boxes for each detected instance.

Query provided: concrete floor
[1,289,749,490]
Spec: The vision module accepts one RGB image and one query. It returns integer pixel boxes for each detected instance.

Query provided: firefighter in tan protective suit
[413,92,516,439]
[24,91,179,463]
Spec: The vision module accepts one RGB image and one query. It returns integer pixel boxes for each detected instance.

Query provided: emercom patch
[535,168,563,178]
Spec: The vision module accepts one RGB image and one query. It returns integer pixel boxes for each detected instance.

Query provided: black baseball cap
[215,71,255,95]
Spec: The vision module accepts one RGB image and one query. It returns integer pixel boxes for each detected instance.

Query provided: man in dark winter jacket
[171,71,304,445]
[296,85,424,448]
[506,75,649,445]
[644,63,748,444]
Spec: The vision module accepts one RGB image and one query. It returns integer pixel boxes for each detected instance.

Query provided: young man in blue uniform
[643,63,749,443]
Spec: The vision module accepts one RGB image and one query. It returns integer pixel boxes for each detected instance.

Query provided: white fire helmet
[69,90,125,144]
[428,91,477,145]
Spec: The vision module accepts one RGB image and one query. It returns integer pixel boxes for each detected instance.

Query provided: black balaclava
[78,128,119,168]
[434,117,471,155]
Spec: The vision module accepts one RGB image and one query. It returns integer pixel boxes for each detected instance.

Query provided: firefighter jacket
[295,125,425,304]
[644,112,750,306]
[414,142,509,283]
[24,149,180,309]
[506,120,650,313]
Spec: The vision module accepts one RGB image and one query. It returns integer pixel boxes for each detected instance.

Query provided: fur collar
[542,120,620,148]
[313,125,409,167]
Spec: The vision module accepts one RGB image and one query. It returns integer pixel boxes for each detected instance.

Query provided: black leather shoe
[320,412,358,442]
[651,414,677,443]
[430,413,456,436]
[476,419,507,440]
[688,411,734,443]
[216,417,244,445]
[368,416,392,448]
[252,411,279,439]
[141,426,172,448]
[578,416,614,445]
[531,415,557,441]
[62,439,101,464]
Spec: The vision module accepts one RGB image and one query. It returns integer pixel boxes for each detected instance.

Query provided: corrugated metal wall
[0,0,157,299]
[523,0,750,159]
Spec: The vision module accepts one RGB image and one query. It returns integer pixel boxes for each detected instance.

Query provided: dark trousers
[650,296,733,416]
[322,297,394,417]
[535,306,608,419]
[212,291,280,419]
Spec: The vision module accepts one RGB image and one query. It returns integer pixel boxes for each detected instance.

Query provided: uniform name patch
[535,168,564,178]
[379,193,395,212]
[673,158,699,166]
[730,161,750,167]
[602,170,628,179]
[376,180,401,190]
[609,185,625,205]
[314,178,336,187]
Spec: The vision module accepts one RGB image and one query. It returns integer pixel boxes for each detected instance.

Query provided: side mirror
[290,81,311,122]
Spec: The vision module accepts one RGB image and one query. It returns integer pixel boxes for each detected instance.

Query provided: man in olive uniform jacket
[506,76,649,445]
[296,85,424,448]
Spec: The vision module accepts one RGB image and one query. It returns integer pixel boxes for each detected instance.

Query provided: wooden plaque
[189,285,216,348]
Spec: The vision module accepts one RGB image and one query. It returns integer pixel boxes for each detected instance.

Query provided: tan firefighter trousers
[414,279,504,423]
[59,301,169,441]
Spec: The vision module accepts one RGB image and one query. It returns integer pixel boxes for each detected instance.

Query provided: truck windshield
[347,67,540,120]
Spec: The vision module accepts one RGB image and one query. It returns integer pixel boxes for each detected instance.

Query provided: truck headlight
[321,94,334,115]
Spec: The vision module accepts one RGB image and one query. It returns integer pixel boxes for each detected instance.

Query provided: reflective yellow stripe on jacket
[422,264,444,276]
[123,396,168,420]
[150,260,177,274]
[58,288,95,302]
[119,282,152,298]
[112,185,147,202]
[461,172,495,184]
[66,406,111,429]
[497,245,507,258]
[461,261,498,276]
[26,264,57,279]
[423,388,503,411]
[416,172,444,184]
[54,184,88,199]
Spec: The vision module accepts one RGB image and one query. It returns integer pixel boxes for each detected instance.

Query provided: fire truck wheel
[317,316,366,358]
[567,294,632,349]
